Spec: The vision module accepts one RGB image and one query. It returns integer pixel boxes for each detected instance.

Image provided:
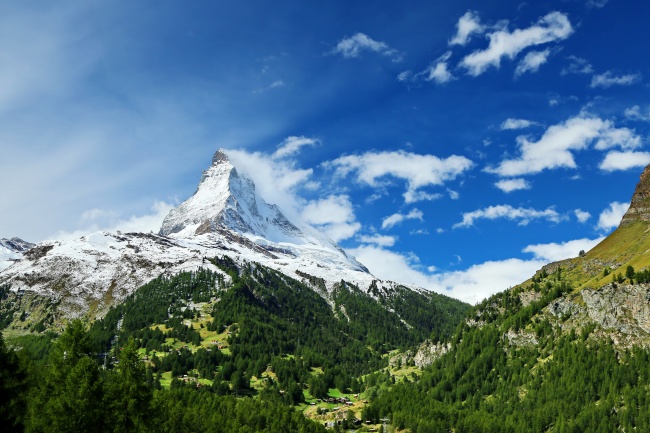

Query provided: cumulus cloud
[574,209,591,223]
[597,201,629,231]
[593,127,641,150]
[495,178,531,193]
[272,136,319,159]
[591,71,642,88]
[561,55,593,75]
[329,150,473,204]
[460,12,572,76]
[332,33,402,62]
[50,201,175,241]
[454,204,563,228]
[424,51,455,84]
[382,208,424,230]
[515,49,551,76]
[449,11,485,46]
[357,234,397,247]
[523,237,604,261]
[500,118,535,130]
[302,195,361,242]
[600,151,650,172]
[486,114,642,177]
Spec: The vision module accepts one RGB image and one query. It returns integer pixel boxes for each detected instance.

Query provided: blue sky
[2,0,649,303]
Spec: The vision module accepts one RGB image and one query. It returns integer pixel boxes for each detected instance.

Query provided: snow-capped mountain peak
[159,149,305,243]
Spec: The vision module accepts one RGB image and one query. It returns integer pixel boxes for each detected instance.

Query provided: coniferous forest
[5,256,650,432]
[0,258,468,432]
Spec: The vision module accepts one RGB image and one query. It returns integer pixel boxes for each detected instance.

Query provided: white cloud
[226,148,314,218]
[50,201,175,241]
[447,189,460,200]
[397,70,413,82]
[597,201,629,231]
[561,55,593,75]
[587,0,609,8]
[382,208,424,230]
[594,127,641,150]
[591,71,642,88]
[302,195,360,242]
[272,136,319,159]
[460,12,572,76]
[329,150,473,204]
[348,245,546,304]
[600,151,650,172]
[349,234,606,304]
[515,49,551,76]
[332,33,402,62]
[523,237,604,262]
[500,118,535,130]
[449,11,485,46]
[424,51,455,84]
[574,209,591,223]
[624,105,650,122]
[495,178,531,192]
[486,114,642,177]
[357,234,397,247]
[454,204,563,228]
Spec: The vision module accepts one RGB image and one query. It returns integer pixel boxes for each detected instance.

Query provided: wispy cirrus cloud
[453,204,563,228]
[424,51,455,84]
[331,33,403,62]
[561,55,593,75]
[590,71,642,88]
[51,201,175,241]
[515,49,551,76]
[272,136,319,159]
[500,118,536,130]
[357,234,397,247]
[449,11,485,46]
[328,150,473,204]
[460,12,572,76]
[382,208,423,230]
[624,105,650,122]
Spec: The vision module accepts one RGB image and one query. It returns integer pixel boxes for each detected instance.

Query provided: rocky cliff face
[545,283,650,348]
[619,164,650,226]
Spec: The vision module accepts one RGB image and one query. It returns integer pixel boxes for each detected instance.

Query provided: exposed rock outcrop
[620,164,650,226]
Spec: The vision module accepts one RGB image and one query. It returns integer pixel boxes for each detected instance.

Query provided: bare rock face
[546,283,650,348]
[620,164,650,226]
[413,340,451,368]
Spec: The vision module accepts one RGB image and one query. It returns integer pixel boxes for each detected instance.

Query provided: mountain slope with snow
[0,149,440,328]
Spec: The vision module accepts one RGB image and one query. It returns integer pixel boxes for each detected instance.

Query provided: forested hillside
[364,268,650,432]
[0,256,469,432]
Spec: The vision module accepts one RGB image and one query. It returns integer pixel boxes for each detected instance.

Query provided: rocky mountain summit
[619,163,650,226]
